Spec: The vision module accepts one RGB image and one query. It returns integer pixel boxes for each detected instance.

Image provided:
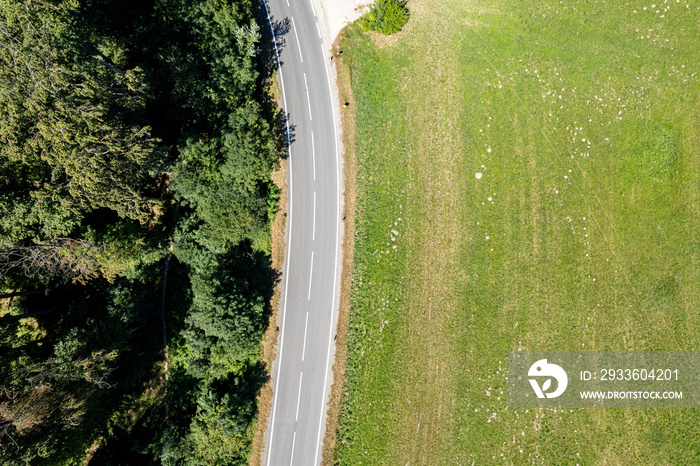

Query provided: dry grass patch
[320,33,361,465]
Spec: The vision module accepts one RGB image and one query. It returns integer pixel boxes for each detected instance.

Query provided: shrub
[359,0,409,35]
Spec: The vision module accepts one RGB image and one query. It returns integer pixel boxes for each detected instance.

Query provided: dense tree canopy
[0,0,280,463]
[0,0,163,226]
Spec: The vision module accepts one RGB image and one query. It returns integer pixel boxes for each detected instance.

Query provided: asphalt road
[262,0,342,464]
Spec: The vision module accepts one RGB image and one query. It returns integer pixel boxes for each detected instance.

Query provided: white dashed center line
[304,73,312,120]
[291,17,303,62]
[307,251,314,301]
[289,431,296,466]
[311,131,316,180]
[295,372,303,421]
[302,312,309,361]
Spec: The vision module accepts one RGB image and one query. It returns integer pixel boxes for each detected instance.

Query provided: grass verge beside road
[335,0,700,463]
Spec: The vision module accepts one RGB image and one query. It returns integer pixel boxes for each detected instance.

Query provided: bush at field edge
[360,0,409,35]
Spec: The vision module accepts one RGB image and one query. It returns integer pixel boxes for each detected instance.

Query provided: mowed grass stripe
[337,0,699,464]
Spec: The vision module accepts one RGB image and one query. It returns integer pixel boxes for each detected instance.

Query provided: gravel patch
[313,0,368,48]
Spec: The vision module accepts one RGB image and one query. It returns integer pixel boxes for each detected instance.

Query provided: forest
[0,0,281,463]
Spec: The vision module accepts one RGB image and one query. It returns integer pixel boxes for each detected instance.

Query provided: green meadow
[336,0,700,463]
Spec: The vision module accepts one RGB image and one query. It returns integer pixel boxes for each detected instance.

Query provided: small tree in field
[360,0,409,35]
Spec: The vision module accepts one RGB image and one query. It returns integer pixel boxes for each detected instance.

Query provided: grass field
[335,0,700,463]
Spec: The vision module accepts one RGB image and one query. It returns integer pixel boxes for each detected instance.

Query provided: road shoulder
[320,29,358,465]
[250,73,288,465]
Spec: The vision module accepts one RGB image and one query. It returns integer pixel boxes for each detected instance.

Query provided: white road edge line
[263,2,294,465]
[289,431,296,466]
[311,131,316,180]
[307,251,314,301]
[309,0,316,16]
[312,191,316,241]
[295,372,303,421]
[286,0,289,6]
[302,312,309,361]
[313,34,342,466]
[304,73,312,120]
[316,22,321,39]
[291,17,304,63]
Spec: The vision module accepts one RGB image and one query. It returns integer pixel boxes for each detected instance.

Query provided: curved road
[262,0,342,465]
